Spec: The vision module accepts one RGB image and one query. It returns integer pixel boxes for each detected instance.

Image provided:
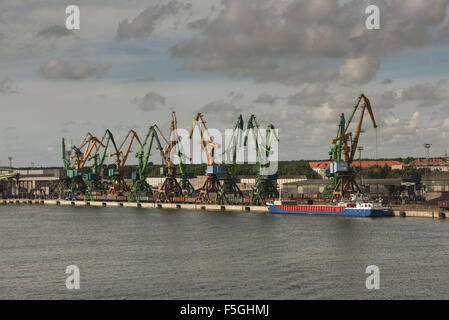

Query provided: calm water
[1,204,449,299]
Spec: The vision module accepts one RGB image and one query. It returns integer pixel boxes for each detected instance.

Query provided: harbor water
[1,204,449,299]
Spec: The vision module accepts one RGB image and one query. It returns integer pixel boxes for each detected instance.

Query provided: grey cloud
[197,99,248,124]
[39,59,111,80]
[37,25,73,39]
[381,79,393,85]
[199,99,237,113]
[0,78,19,94]
[369,80,449,111]
[399,80,449,107]
[132,92,166,111]
[288,83,329,106]
[227,91,244,103]
[116,0,192,40]
[171,0,449,86]
[253,93,277,105]
[186,17,209,30]
[369,90,398,111]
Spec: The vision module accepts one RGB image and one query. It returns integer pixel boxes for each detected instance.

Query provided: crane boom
[244,115,278,172]
[119,130,143,168]
[152,125,170,166]
[98,130,114,174]
[222,114,244,165]
[137,126,164,177]
[111,129,143,170]
[189,113,219,166]
[78,136,104,170]
[349,94,377,163]
[70,133,104,170]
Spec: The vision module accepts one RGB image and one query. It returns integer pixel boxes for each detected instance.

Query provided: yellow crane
[329,94,377,204]
[72,133,104,170]
[189,113,224,203]
[108,129,143,195]
[153,112,187,202]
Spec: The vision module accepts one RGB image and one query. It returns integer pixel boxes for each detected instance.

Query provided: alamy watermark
[65,265,80,290]
[65,5,80,30]
[365,265,380,290]
[65,4,380,31]
[365,5,380,30]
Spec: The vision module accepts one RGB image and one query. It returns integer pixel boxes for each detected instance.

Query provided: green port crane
[129,126,161,202]
[329,94,377,204]
[84,129,115,201]
[62,138,70,171]
[321,113,345,200]
[244,115,279,205]
[171,114,195,196]
[61,133,103,200]
[216,114,244,205]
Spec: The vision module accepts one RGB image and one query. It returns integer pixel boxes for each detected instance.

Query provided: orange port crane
[108,129,143,195]
[154,112,189,202]
[189,113,224,204]
[72,133,105,170]
[189,113,220,167]
[329,94,377,204]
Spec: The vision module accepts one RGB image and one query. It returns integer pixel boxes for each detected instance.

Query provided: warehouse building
[0,168,65,198]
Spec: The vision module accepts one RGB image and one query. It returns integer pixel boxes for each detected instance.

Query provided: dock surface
[0,199,269,212]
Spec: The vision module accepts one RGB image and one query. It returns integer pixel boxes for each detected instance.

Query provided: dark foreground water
[1,204,449,299]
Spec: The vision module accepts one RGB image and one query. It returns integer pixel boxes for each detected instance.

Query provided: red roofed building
[309,160,404,178]
[309,161,331,177]
[409,158,449,171]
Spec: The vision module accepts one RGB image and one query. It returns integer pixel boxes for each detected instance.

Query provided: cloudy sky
[2,0,449,166]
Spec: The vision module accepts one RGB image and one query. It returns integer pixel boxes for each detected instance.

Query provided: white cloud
[339,56,380,85]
